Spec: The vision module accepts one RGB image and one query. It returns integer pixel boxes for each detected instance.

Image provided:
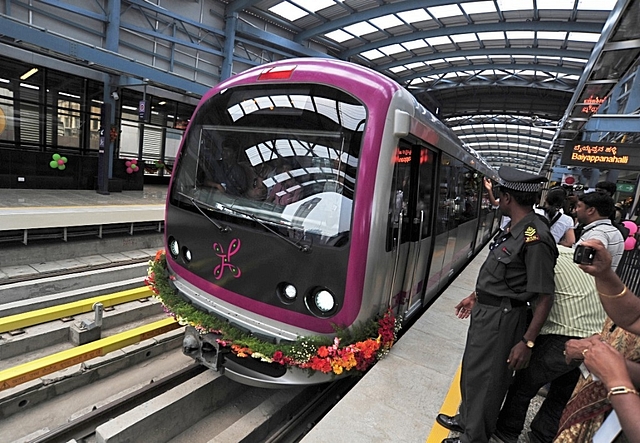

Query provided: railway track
[1,264,359,443]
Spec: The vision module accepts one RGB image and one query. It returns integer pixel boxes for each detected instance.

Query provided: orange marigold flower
[317,346,329,358]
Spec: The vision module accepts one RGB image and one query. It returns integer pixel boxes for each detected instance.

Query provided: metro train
[160,58,500,387]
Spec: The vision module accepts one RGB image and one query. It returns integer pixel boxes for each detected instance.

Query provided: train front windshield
[170,84,366,246]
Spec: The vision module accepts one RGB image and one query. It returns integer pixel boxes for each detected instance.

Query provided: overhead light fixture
[158,101,166,105]
[20,68,39,80]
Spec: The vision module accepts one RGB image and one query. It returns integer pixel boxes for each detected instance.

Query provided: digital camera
[573,245,596,265]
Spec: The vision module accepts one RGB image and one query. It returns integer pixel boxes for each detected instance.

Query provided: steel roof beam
[294,0,523,43]
[377,47,591,72]
[341,21,602,59]
[583,115,640,133]
[0,16,210,96]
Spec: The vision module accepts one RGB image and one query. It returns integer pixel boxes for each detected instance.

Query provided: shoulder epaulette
[524,223,541,244]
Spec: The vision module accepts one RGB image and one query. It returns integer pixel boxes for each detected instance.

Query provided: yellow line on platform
[0,286,153,333]
[0,317,180,392]
[426,365,462,443]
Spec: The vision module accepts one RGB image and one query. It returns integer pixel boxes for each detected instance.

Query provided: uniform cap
[498,166,547,193]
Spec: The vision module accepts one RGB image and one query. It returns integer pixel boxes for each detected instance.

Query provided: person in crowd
[484,177,510,231]
[595,180,617,198]
[582,182,630,239]
[436,166,558,443]
[505,191,626,442]
[491,245,605,443]
[574,190,624,270]
[555,239,640,442]
[535,186,575,247]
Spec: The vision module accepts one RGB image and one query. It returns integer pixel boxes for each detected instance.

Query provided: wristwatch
[522,337,535,348]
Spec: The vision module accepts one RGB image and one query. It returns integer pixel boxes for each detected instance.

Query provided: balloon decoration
[622,220,639,251]
[125,159,139,174]
[49,153,68,170]
[622,220,638,236]
[624,236,636,251]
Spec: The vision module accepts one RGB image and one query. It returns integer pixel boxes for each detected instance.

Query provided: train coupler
[182,326,229,373]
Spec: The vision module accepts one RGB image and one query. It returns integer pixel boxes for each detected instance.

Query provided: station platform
[302,247,488,443]
[0,184,168,276]
[0,184,167,230]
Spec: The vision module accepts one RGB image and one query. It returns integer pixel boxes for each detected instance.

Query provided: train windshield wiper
[178,192,230,233]
[216,203,311,253]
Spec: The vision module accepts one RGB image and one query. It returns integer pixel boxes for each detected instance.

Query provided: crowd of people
[435,167,640,443]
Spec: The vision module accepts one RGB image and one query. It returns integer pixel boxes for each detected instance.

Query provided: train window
[386,141,412,251]
[436,155,480,233]
[169,84,366,247]
[385,140,436,250]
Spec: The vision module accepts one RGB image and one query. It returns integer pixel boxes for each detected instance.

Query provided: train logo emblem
[213,239,242,279]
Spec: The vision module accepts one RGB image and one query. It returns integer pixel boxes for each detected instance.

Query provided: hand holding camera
[573,245,596,265]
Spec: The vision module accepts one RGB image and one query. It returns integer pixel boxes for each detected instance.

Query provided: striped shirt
[540,246,606,338]
[577,219,624,270]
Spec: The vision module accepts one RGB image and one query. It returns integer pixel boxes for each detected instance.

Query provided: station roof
[227,0,638,175]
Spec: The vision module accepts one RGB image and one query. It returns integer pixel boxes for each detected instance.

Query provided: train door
[428,155,482,294]
[386,139,436,319]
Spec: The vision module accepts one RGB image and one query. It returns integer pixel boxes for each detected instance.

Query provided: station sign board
[561,141,640,171]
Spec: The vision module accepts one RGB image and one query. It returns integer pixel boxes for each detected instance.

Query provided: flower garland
[145,250,401,376]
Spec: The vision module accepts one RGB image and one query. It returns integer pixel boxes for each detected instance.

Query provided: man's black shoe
[442,438,461,443]
[436,413,464,433]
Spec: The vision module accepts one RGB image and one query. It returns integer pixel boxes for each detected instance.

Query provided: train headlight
[315,290,335,312]
[168,237,180,259]
[306,288,337,317]
[283,284,297,300]
[183,247,192,263]
[277,283,297,305]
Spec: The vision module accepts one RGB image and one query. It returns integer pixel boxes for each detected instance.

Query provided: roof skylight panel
[268,2,308,21]
[405,62,426,69]
[427,4,463,19]
[461,1,497,14]
[537,56,562,62]
[506,31,535,40]
[450,33,478,43]
[360,49,385,60]
[344,21,378,37]
[425,36,452,46]
[477,31,505,41]
[292,0,335,13]
[577,0,617,10]
[563,57,588,63]
[370,14,404,30]
[537,0,576,9]
[496,0,534,11]
[397,8,432,24]
[325,29,353,43]
[389,66,407,73]
[427,58,447,66]
[379,44,406,56]
[403,39,429,50]
[568,32,601,42]
[537,31,568,40]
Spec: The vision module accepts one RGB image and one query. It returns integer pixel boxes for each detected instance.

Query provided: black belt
[476,290,527,308]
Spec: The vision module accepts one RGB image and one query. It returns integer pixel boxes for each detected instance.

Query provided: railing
[617,248,640,295]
